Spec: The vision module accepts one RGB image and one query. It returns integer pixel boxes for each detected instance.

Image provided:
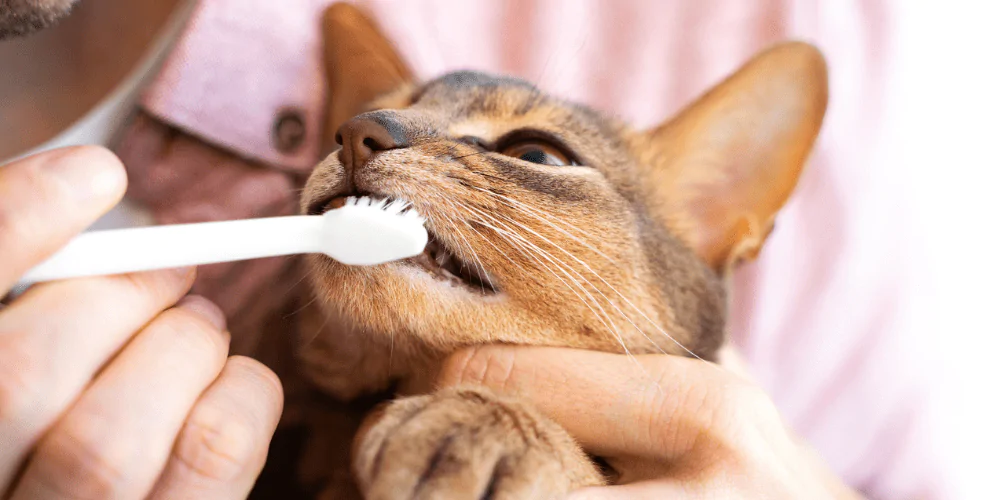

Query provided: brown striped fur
[288,4,827,499]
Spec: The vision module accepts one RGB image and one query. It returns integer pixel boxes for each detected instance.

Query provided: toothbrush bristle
[343,196,425,223]
[385,199,409,215]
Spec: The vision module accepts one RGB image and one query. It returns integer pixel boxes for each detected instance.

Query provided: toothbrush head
[320,196,429,266]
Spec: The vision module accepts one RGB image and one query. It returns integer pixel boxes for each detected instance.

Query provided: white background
[896,2,1000,497]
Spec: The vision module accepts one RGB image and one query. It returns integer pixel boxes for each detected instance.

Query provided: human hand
[0,147,283,499]
[439,345,862,499]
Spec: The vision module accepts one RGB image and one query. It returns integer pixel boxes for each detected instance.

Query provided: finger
[10,296,230,500]
[439,346,776,460]
[0,146,126,292]
[0,268,194,489]
[147,356,283,500]
[567,482,694,499]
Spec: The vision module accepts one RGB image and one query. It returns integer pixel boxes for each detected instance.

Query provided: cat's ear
[320,3,415,152]
[638,42,828,273]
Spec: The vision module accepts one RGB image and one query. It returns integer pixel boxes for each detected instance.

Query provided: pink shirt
[127,1,954,498]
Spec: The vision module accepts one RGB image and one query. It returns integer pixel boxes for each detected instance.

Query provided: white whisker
[471,186,616,263]
[438,197,497,293]
[486,209,668,356]
[471,188,708,362]
[459,202,641,360]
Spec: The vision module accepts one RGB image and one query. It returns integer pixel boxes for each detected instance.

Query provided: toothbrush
[17,196,428,286]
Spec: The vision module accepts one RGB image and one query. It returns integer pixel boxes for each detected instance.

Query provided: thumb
[437,345,768,461]
[566,482,695,499]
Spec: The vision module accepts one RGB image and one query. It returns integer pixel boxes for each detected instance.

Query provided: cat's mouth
[409,232,499,295]
[318,194,499,295]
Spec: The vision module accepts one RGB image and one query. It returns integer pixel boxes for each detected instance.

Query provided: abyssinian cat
[283,4,827,499]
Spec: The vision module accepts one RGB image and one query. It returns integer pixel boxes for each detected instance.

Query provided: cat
[280,4,827,499]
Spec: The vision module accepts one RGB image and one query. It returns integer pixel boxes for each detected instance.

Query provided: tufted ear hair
[636,42,828,273]
[319,3,414,153]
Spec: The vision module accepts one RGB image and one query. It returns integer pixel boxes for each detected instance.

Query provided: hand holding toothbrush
[0,147,283,499]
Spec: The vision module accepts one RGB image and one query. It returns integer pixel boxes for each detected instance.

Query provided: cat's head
[301,4,827,361]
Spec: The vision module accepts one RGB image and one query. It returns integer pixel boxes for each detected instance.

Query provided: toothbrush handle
[18,216,324,285]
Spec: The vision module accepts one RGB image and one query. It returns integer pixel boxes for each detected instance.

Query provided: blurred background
[896,2,999,496]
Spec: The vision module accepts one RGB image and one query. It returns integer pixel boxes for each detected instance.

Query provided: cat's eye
[499,141,572,167]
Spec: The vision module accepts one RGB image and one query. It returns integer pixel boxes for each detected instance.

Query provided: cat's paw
[352,386,604,500]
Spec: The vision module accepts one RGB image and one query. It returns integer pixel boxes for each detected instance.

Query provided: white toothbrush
[17,196,427,286]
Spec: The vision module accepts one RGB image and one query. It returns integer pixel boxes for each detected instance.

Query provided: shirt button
[272,109,307,154]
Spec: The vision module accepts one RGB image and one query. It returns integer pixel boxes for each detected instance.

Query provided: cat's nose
[335,112,409,173]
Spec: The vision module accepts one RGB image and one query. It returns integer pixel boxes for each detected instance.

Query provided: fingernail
[177,295,227,330]
[41,147,125,202]
[169,266,196,280]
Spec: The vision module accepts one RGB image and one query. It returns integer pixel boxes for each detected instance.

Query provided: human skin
[437,345,863,499]
[0,148,860,500]
[0,146,283,499]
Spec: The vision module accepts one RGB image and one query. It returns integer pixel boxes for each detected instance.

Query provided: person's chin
[0,0,79,40]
